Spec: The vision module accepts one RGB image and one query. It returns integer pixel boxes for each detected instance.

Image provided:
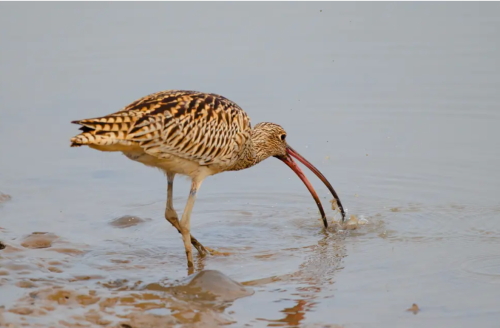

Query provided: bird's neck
[226,130,269,171]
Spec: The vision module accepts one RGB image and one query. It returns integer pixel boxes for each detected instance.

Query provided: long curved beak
[276,145,346,228]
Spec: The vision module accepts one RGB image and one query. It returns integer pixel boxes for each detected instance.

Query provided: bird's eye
[280,134,286,141]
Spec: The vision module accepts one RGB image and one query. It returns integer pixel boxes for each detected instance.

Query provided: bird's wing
[72,90,252,166]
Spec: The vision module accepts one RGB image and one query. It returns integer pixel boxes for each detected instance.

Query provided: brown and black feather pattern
[71,90,252,166]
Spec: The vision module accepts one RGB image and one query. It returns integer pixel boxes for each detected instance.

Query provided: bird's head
[252,122,288,158]
[252,122,346,227]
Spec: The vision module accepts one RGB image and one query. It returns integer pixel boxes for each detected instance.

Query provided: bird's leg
[179,179,203,269]
[165,173,209,256]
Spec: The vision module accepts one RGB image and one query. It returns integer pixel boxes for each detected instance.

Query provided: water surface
[1,3,500,327]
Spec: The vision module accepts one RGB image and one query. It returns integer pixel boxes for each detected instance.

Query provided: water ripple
[453,254,500,285]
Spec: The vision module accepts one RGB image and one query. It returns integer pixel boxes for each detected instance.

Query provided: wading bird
[70,90,345,268]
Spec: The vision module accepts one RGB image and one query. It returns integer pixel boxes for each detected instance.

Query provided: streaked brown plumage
[71,90,345,270]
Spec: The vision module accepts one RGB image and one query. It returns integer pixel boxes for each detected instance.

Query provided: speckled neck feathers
[226,122,287,171]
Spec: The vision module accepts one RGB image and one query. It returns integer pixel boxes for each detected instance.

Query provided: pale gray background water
[1,3,500,328]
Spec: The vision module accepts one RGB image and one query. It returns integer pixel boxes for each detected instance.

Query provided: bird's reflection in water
[256,231,347,327]
[179,228,346,327]
[266,299,315,327]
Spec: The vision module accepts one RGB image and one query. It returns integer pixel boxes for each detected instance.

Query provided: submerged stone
[172,270,254,302]
[109,215,149,228]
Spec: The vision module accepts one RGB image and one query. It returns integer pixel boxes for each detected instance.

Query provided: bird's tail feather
[70,117,136,150]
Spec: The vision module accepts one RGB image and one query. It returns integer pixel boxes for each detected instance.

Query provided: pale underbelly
[122,150,216,180]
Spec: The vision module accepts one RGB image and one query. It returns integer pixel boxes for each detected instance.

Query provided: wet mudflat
[1,3,500,328]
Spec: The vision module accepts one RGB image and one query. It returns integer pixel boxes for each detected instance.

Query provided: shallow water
[1,2,500,328]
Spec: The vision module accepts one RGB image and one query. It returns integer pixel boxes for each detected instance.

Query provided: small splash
[329,198,344,222]
[329,215,370,232]
[345,215,359,230]
[330,198,337,211]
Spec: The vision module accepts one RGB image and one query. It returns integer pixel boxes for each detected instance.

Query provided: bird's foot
[191,238,208,257]
[204,247,232,256]
[187,260,195,275]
